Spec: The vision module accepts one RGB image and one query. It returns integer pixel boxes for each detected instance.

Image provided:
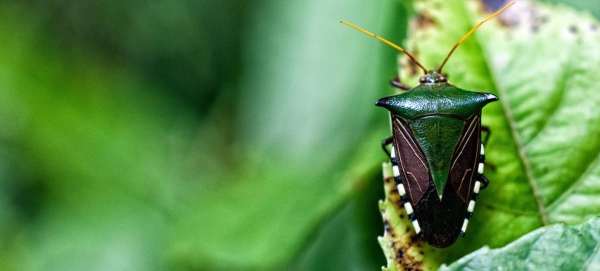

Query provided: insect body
[379,71,496,247]
[342,2,514,248]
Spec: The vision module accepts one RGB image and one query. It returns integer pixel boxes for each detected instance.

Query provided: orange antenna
[341,21,428,75]
[437,2,515,73]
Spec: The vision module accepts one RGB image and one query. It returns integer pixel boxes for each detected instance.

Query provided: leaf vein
[470,9,549,226]
[524,56,572,145]
[547,152,600,211]
[494,65,549,226]
[582,235,600,270]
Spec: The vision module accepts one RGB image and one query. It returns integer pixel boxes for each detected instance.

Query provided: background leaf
[440,216,600,271]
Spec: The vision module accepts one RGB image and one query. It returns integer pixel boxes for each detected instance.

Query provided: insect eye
[439,76,447,82]
[419,77,427,83]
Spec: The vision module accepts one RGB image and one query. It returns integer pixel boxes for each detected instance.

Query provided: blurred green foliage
[0,0,599,270]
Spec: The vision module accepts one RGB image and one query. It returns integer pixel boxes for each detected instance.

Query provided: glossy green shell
[377,72,498,197]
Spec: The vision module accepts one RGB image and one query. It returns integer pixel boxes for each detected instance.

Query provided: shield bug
[342,2,514,248]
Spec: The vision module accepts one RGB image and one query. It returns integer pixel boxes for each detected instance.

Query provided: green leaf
[380,0,600,269]
[440,216,600,271]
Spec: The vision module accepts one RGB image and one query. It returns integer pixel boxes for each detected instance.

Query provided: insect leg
[381,136,393,158]
[479,175,490,189]
[481,125,491,146]
[390,76,412,91]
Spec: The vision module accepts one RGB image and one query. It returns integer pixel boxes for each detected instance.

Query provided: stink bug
[342,2,514,248]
